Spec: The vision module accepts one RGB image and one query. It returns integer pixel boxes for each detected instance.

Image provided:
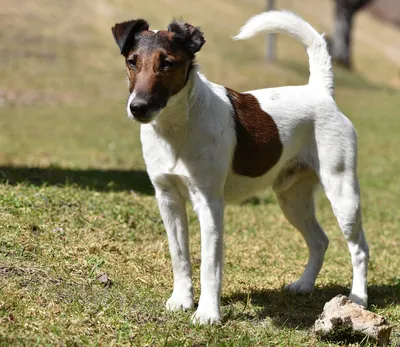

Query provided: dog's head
[112,19,205,123]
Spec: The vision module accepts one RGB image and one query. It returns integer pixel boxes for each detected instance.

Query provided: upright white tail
[234,11,334,96]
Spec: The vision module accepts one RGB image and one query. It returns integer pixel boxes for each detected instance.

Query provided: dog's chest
[140,123,228,191]
[141,127,186,176]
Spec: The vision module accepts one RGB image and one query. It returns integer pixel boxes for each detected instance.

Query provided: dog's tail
[234,11,334,96]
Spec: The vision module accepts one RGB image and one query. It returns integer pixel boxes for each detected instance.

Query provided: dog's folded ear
[168,21,205,54]
[112,19,149,56]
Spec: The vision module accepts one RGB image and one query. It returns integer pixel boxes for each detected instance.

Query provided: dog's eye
[127,58,137,69]
[162,60,175,71]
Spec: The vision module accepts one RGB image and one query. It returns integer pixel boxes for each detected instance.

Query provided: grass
[1,0,399,345]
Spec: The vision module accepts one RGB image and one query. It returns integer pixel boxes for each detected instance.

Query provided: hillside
[370,0,400,28]
[1,0,399,109]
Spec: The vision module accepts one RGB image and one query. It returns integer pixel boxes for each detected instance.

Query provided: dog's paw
[349,293,368,308]
[191,309,221,325]
[285,279,314,294]
[166,293,194,311]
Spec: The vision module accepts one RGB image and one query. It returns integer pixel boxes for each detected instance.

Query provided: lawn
[0,0,399,345]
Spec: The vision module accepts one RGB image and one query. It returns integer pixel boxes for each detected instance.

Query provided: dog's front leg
[155,186,194,311]
[191,191,224,324]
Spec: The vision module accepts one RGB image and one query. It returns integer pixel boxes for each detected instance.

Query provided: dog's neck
[149,66,211,135]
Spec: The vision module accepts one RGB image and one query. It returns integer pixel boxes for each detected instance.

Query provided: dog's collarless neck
[151,68,201,130]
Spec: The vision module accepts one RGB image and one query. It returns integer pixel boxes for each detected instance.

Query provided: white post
[266,0,276,61]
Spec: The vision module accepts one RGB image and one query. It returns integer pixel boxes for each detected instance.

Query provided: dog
[111,11,369,324]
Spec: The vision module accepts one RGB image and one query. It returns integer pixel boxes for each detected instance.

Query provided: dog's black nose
[129,99,149,117]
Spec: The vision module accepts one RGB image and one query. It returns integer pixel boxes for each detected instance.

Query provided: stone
[314,295,392,346]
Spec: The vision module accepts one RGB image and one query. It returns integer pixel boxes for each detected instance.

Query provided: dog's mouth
[128,107,164,124]
[132,114,156,124]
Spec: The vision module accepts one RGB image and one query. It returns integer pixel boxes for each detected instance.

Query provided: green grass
[1,0,399,345]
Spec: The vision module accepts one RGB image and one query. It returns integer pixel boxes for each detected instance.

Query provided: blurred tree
[331,0,375,68]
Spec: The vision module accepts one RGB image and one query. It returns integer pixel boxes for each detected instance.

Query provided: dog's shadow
[0,165,153,194]
[223,282,400,328]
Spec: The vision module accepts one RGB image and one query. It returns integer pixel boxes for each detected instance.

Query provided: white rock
[314,295,392,346]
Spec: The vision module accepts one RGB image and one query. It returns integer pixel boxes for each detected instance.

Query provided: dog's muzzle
[127,97,165,124]
[128,98,151,122]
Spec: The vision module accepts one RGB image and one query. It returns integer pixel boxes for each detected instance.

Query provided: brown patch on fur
[226,88,283,177]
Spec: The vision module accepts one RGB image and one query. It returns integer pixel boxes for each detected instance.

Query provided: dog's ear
[112,19,149,56]
[168,21,205,54]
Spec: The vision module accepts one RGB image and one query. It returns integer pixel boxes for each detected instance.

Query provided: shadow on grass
[0,165,153,194]
[224,281,400,329]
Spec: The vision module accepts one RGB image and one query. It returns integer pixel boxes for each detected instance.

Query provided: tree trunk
[331,0,375,69]
[332,4,353,68]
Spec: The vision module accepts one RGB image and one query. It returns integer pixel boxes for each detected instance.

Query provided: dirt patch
[369,0,400,27]
[0,89,78,107]
[0,264,48,277]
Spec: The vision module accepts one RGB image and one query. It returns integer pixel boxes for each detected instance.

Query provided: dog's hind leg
[275,173,329,294]
[316,118,369,307]
[318,158,369,307]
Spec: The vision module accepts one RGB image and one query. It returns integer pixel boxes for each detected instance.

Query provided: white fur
[134,11,369,324]
[126,91,136,119]
[234,11,334,95]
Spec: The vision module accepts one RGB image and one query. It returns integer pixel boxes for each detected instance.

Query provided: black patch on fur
[168,21,205,55]
[112,19,149,56]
